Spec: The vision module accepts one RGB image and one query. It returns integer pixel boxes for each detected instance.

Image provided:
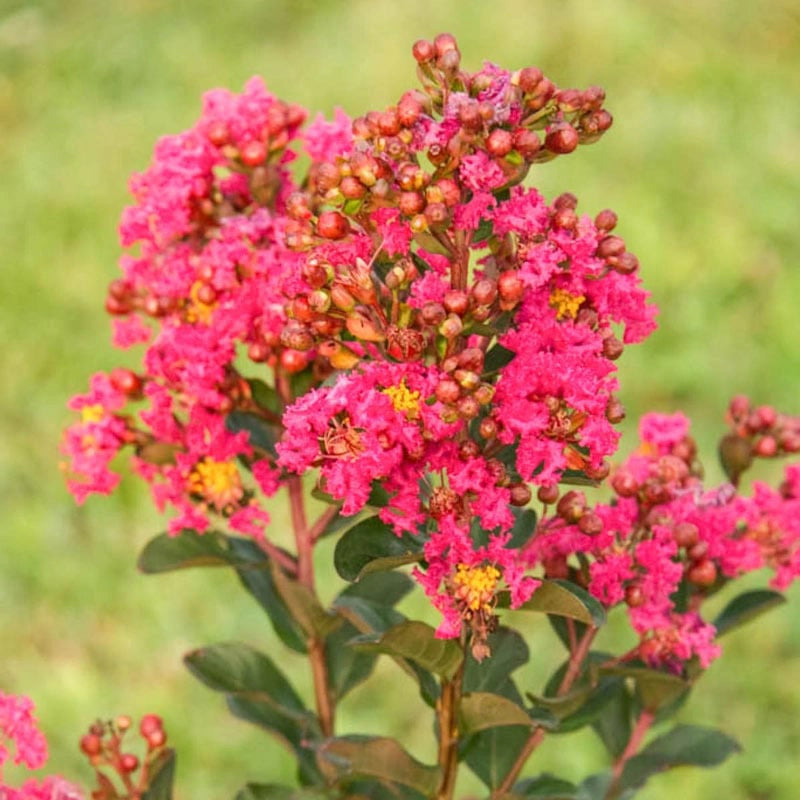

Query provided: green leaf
[247,379,283,416]
[463,627,529,698]
[618,725,741,795]
[352,620,463,679]
[228,538,306,654]
[141,748,176,800]
[548,616,588,651]
[137,530,241,573]
[235,784,331,800]
[511,580,606,627]
[316,736,440,796]
[484,343,516,372]
[591,682,633,758]
[225,410,279,456]
[600,666,690,712]
[461,725,531,789]
[324,576,413,702]
[184,642,310,722]
[269,562,343,638]
[713,589,786,638]
[226,697,322,785]
[577,773,613,800]
[334,516,424,582]
[514,773,580,799]
[460,692,537,734]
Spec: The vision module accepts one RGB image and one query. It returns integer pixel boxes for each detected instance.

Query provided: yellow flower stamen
[382,380,421,419]
[187,457,243,511]
[186,281,217,325]
[80,404,105,424]
[549,288,585,320]
[452,563,501,612]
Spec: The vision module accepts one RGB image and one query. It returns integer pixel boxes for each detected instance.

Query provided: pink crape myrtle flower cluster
[62,32,800,676]
[0,691,82,800]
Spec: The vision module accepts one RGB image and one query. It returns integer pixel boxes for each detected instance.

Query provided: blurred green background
[1,0,799,797]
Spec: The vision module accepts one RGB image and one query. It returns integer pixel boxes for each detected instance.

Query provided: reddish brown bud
[433,33,459,57]
[443,289,469,316]
[594,209,618,232]
[545,123,579,154]
[425,201,448,226]
[412,39,435,63]
[80,733,103,757]
[280,349,308,374]
[517,67,544,94]
[611,469,638,498]
[439,313,464,339]
[146,729,167,749]
[625,585,645,608]
[553,207,578,230]
[612,251,639,275]
[457,395,480,419]
[577,512,603,536]
[673,522,699,549]
[120,753,139,773]
[479,417,498,440]
[497,271,524,303]
[606,397,626,424]
[728,394,750,421]
[512,128,541,158]
[602,335,624,360]
[420,301,447,326]
[436,178,461,207]
[596,235,626,259]
[554,192,578,211]
[510,483,532,506]
[537,484,559,505]
[207,121,229,147]
[435,377,461,405]
[339,176,367,200]
[486,128,513,157]
[317,211,350,240]
[754,435,778,457]
[556,490,585,523]
[398,93,424,127]
[398,191,426,217]
[459,439,481,459]
[139,714,163,738]
[687,559,717,587]
[241,140,266,166]
[471,278,498,306]
[281,323,314,351]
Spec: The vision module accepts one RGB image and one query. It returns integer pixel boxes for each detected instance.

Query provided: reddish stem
[607,709,655,797]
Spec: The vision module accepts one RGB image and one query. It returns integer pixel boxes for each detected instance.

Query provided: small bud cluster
[79,714,167,800]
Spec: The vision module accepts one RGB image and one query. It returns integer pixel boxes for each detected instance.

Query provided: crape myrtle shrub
[4,32,799,800]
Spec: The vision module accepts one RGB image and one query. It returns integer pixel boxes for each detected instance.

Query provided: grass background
[1,0,799,797]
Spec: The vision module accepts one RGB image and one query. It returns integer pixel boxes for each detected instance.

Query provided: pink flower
[304,108,352,162]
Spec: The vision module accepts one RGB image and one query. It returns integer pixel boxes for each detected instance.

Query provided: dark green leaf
[558,470,600,487]
[247,379,283,416]
[352,621,463,679]
[576,773,613,800]
[269,562,342,638]
[600,666,690,712]
[462,725,531,789]
[137,530,241,573]
[713,589,786,638]
[324,576,412,702]
[235,784,331,800]
[514,773,580,799]
[225,410,278,456]
[548,616,588,651]
[591,682,633,758]
[484,343,516,372]
[511,580,606,627]
[228,538,307,653]
[334,516,424,582]
[473,216,495,244]
[460,692,538,734]
[184,642,309,721]
[618,725,741,795]
[141,749,176,800]
[316,736,440,796]
[463,627,529,699]
[226,697,321,785]
[507,508,538,549]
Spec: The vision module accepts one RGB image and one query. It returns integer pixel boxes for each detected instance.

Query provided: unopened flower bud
[611,469,638,498]
[340,176,366,200]
[457,395,480,419]
[471,278,498,306]
[687,559,717,588]
[673,522,699,549]
[120,753,139,773]
[435,377,461,404]
[317,211,350,240]
[497,271,524,304]
[537,484,559,505]
[577,512,603,536]
[596,235,626,259]
[486,128,513,157]
[557,490,586,523]
[516,66,544,93]
[554,192,578,211]
[110,368,143,397]
[473,383,495,405]
[545,123,579,154]
[346,311,385,342]
[425,202,448,226]
[754,435,778,457]
[443,290,469,316]
[240,140,266,166]
[594,209,618,232]
[625,585,645,608]
[439,313,464,339]
[602,335,624,361]
[80,734,103,757]
[510,483,532,506]
[479,417,498,440]
[454,369,480,391]
[412,38,435,63]
[436,178,461,206]
[512,128,540,159]
[612,251,639,275]
[718,433,753,485]
[459,440,480,459]
[139,714,163,738]
[280,349,309,374]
